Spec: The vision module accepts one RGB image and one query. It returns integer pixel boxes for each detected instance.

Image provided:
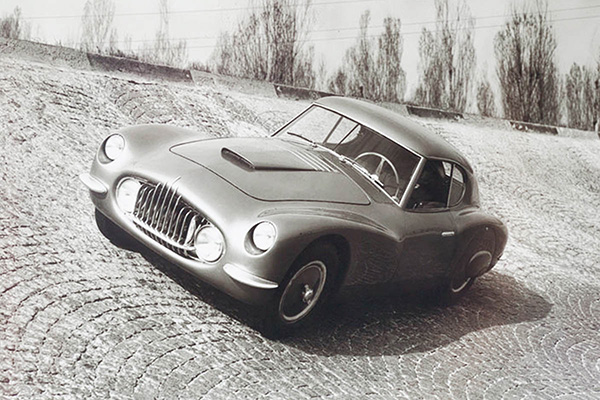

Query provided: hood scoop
[169,137,370,205]
[220,144,334,172]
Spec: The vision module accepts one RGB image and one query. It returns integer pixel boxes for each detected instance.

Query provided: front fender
[116,124,212,159]
[256,206,398,286]
[90,124,212,189]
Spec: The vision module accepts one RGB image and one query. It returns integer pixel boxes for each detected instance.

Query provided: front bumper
[81,171,279,306]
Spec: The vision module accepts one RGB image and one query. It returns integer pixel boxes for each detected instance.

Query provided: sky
[2,0,599,97]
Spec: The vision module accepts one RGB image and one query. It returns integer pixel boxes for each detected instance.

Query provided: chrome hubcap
[451,275,472,293]
[302,284,315,304]
[278,261,327,323]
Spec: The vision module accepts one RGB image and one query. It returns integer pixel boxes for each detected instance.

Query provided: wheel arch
[294,234,351,290]
[455,225,497,278]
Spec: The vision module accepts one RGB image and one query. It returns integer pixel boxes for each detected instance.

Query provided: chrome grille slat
[135,186,151,216]
[151,183,166,229]
[165,195,181,237]
[160,182,178,233]
[178,209,194,244]
[130,178,206,259]
[144,182,159,222]
[173,206,189,244]
[159,182,173,229]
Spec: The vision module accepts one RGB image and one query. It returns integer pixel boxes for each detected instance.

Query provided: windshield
[275,105,421,201]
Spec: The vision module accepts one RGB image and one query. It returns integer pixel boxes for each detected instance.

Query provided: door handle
[441,231,455,237]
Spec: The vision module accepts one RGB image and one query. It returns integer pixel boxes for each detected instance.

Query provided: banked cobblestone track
[1,55,599,399]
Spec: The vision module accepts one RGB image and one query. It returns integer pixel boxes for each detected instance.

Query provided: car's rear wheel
[95,209,139,250]
[436,232,495,305]
[261,242,338,338]
[436,263,475,306]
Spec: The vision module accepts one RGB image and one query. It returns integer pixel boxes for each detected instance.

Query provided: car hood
[170,137,370,205]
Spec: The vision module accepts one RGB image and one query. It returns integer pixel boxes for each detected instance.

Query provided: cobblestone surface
[1,55,599,399]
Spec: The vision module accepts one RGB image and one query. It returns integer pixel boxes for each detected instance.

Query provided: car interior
[407,160,466,210]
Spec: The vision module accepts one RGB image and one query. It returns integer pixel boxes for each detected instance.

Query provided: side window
[407,160,451,210]
[448,165,466,206]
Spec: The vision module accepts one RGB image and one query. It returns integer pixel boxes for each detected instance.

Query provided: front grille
[131,178,206,259]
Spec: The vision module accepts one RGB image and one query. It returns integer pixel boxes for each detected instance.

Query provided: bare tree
[376,17,406,101]
[211,32,234,75]
[313,57,328,91]
[343,11,377,98]
[476,73,496,117]
[141,0,188,67]
[414,0,476,112]
[329,11,406,102]
[293,46,317,88]
[328,69,348,95]
[210,0,315,87]
[264,0,312,84]
[0,6,31,40]
[596,62,600,136]
[494,0,560,125]
[414,28,442,107]
[80,0,117,53]
[220,12,268,80]
[564,63,598,130]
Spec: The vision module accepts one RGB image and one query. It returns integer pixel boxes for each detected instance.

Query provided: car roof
[315,96,472,172]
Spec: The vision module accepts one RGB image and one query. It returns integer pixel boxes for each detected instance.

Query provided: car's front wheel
[94,209,139,250]
[261,242,339,338]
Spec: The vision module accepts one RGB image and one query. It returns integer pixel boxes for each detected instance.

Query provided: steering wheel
[355,152,401,199]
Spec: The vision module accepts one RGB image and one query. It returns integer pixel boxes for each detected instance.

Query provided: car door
[394,209,457,283]
[393,160,458,283]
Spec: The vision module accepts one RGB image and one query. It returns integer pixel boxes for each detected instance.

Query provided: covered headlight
[104,134,125,161]
[252,221,276,252]
[116,178,141,214]
[195,225,225,263]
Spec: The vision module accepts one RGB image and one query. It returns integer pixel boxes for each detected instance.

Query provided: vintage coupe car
[80,96,507,335]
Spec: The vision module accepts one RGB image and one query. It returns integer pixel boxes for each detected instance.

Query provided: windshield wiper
[338,154,366,172]
[285,134,379,187]
[286,132,317,147]
[339,155,386,187]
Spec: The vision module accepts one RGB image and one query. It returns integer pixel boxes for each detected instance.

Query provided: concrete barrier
[190,70,276,96]
[86,53,192,82]
[0,37,192,83]
[273,83,336,100]
[509,120,558,135]
[406,105,463,120]
[0,38,91,70]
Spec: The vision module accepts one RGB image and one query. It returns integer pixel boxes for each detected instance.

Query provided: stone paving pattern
[0,56,599,399]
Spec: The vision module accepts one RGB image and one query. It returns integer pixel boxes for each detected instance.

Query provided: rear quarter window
[448,165,466,207]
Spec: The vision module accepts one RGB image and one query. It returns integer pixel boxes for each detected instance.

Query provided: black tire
[95,209,139,250]
[436,231,495,305]
[261,242,339,339]
[436,262,475,306]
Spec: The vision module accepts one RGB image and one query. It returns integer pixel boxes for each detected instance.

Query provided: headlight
[195,225,225,263]
[251,221,276,252]
[116,178,141,214]
[104,134,125,161]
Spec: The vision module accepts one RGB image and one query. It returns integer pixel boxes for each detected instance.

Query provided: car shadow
[139,248,552,356]
[138,249,263,328]
[282,271,552,356]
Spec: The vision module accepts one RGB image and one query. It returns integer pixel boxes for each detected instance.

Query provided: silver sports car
[81,96,508,336]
